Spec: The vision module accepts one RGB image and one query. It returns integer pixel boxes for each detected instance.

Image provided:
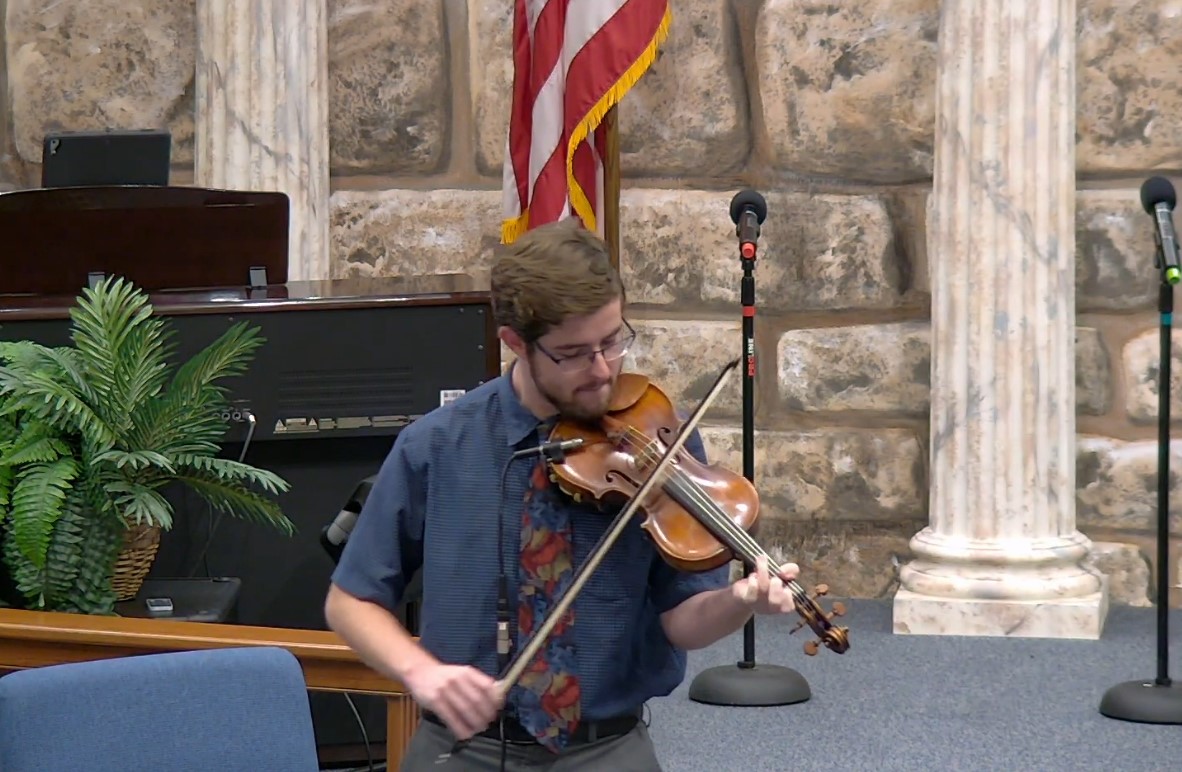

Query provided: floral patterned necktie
[511,452,581,752]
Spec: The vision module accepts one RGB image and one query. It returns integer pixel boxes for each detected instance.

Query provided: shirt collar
[498,360,551,448]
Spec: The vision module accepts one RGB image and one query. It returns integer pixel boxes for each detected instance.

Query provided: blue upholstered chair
[0,645,320,772]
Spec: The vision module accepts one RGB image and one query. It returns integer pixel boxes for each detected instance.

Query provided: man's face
[527,299,631,422]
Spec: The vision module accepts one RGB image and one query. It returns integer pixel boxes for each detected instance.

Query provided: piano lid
[0,271,493,322]
[0,185,289,296]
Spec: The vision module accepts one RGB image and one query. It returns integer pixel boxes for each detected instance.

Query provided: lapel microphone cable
[441,433,584,767]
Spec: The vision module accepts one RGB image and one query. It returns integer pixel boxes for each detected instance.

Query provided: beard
[531,366,615,423]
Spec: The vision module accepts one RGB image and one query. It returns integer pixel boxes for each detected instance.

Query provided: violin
[492,360,848,698]
[548,366,850,657]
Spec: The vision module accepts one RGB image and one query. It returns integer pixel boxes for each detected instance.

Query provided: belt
[421,708,641,745]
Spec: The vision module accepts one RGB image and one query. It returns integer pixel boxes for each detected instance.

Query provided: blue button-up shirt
[330,369,729,720]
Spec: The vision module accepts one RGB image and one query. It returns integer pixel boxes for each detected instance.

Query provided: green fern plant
[0,276,293,614]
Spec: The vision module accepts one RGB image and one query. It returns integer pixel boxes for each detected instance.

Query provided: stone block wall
[3,0,1179,605]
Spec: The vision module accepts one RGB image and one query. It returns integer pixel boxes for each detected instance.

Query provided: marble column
[892,0,1109,638]
[194,0,331,281]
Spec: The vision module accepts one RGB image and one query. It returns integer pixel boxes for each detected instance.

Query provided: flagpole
[604,105,621,270]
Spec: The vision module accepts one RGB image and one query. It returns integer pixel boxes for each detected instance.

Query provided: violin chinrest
[608,372,651,411]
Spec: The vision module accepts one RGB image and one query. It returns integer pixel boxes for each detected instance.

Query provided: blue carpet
[647,599,1182,772]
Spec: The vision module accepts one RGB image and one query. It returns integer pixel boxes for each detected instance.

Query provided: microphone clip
[737,211,761,258]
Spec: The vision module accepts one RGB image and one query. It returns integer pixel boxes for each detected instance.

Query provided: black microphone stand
[1099,268,1182,722]
[688,190,810,707]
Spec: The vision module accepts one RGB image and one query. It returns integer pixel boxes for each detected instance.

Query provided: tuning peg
[803,640,819,656]
[830,601,846,617]
[811,583,829,597]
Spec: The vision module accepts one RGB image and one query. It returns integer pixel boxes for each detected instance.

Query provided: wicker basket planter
[112,523,162,602]
[0,277,293,615]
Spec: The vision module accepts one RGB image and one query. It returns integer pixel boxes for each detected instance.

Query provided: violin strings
[618,425,770,563]
[618,425,812,606]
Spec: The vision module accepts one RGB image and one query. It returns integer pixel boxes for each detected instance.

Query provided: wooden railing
[0,608,419,769]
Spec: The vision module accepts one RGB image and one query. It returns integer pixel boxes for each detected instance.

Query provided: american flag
[501,0,671,243]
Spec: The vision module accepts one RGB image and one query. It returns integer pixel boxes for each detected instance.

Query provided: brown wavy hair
[490,218,625,345]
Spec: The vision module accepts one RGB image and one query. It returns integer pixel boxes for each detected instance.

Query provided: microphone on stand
[730,189,768,260]
[1140,176,1182,286]
[688,190,811,708]
[1099,177,1182,723]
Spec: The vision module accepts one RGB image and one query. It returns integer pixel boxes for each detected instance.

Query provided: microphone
[730,189,768,259]
[510,437,585,460]
[319,507,358,564]
[1140,176,1182,286]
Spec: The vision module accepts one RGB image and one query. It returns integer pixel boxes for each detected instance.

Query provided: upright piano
[0,184,500,761]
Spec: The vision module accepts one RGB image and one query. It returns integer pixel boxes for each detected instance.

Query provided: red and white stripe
[501,0,671,244]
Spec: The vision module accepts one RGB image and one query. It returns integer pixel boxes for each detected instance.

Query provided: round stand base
[1099,680,1182,724]
[687,663,810,706]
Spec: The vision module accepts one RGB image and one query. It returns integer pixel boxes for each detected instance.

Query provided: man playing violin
[325,218,800,770]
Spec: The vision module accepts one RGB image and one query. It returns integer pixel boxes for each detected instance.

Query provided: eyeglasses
[534,320,637,373]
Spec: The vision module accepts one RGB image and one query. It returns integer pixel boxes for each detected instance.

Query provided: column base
[892,586,1109,639]
[892,528,1110,638]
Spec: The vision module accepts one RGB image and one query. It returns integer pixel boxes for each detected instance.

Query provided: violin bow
[493,358,740,699]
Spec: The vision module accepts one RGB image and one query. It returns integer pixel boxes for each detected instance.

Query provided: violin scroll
[789,583,850,656]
